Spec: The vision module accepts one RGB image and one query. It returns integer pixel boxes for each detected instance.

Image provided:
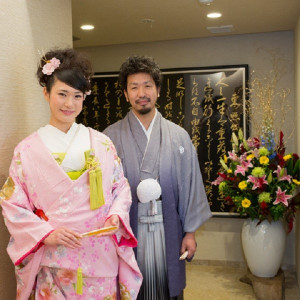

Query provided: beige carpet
[184,264,299,300]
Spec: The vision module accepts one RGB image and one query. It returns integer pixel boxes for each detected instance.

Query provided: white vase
[241,218,287,278]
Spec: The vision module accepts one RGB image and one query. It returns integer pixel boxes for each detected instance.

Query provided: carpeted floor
[184,264,299,300]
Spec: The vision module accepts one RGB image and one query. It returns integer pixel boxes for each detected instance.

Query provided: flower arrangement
[212,129,300,231]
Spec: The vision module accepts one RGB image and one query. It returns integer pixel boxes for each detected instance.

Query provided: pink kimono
[0,128,142,299]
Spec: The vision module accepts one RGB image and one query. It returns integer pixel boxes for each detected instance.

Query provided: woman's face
[43,79,84,132]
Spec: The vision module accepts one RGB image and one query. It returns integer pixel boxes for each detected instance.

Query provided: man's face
[124,72,160,116]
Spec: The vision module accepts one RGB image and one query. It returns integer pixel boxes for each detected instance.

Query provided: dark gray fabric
[170,291,184,300]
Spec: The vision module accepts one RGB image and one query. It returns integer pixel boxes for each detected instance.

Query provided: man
[104,55,212,299]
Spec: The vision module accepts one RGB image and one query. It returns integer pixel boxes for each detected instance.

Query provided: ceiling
[72,0,300,48]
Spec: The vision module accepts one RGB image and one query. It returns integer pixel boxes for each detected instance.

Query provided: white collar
[37,123,90,172]
[133,109,157,140]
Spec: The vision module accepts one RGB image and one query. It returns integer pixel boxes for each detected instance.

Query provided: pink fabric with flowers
[1,128,142,300]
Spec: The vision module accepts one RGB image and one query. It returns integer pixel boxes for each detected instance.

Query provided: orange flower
[39,284,52,300]
[57,269,76,285]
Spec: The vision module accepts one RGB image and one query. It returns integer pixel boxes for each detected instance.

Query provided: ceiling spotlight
[207,12,222,18]
[198,0,214,5]
[141,19,155,24]
[207,25,234,33]
[141,19,155,28]
[80,25,94,30]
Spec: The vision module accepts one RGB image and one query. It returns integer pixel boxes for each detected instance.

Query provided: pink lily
[212,175,225,185]
[235,165,247,176]
[247,137,260,149]
[247,175,268,190]
[234,160,253,176]
[240,153,251,162]
[253,148,260,159]
[228,151,239,162]
[273,166,292,183]
[242,160,253,168]
[273,187,292,206]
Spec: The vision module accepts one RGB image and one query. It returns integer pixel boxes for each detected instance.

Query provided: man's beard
[135,97,152,115]
[137,106,152,115]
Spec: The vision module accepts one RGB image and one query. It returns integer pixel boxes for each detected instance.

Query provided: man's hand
[44,227,82,249]
[180,232,197,260]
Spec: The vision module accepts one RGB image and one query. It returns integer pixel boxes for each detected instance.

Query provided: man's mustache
[135,97,151,104]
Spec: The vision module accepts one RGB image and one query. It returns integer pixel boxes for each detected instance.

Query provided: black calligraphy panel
[77,75,130,131]
[182,68,248,214]
[77,65,248,214]
[159,73,186,127]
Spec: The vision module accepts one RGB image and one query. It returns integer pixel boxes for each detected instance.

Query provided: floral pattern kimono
[0,125,142,300]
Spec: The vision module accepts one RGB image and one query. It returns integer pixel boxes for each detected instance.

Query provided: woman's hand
[97,214,120,236]
[44,227,82,249]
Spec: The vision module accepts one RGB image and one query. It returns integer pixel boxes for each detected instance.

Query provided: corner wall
[294,13,300,287]
[0,1,72,298]
[78,31,296,268]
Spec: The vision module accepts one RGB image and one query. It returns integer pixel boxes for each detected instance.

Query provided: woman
[0,48,142,299]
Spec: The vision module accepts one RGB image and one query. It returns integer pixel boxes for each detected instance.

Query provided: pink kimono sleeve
[0,149,54,266]
[106,143,137,248]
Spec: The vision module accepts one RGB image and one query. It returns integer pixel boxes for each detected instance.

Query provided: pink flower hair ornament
[42,57,61,75]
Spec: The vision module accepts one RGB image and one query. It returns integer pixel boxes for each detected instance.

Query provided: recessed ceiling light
[141,19,155,24]
[207,12,222,19]
[207,25,234,33]
[198,0,214,5]
[80,25,94,30]
[141,19,155,28]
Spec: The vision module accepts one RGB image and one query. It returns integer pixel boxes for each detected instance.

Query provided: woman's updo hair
[37,48,93,94]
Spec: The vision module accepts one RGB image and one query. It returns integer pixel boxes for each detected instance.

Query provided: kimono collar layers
[117,111,186,296]
[128,110,161,181]
[37,123,90,172]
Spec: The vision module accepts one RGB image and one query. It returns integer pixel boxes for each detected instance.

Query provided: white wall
[0,1,72,298]
[78,31,296,268]
[294,13,300,287]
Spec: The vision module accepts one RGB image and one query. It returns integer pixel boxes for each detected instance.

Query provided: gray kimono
[104,110,212,297]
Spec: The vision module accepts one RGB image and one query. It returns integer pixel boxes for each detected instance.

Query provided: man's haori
[104,111,212,297]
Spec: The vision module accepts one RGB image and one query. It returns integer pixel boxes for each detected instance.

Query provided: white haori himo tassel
[137,178,162,215]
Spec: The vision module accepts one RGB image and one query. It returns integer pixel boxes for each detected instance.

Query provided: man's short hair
[119,55,162,91]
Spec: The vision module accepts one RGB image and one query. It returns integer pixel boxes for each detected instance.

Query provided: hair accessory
[42,57,61,75]
[85,90,91,96]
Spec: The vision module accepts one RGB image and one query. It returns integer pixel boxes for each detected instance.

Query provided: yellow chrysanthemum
[293,179,300,185]
[259,156,269,165]
[283,154,292,161]
[223,155,228,163]
[246,154,254,160]
[227,169,232,174]
[238,181,247,190]
[242,198,251,208]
